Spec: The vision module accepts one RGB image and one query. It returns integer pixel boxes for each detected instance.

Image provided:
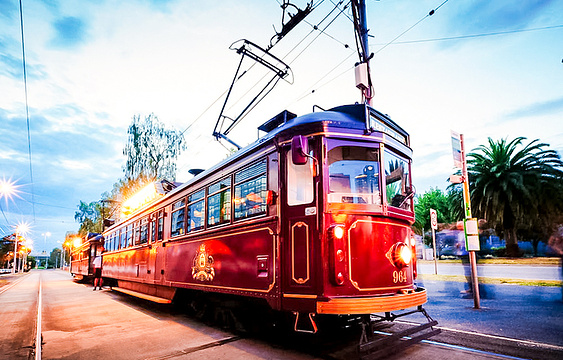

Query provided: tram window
[187,190,205,232]
[133,221,140,245]
[140,218,148,244]
[287,148,314,205]
[234,159,267,220]
[207,178,231,227]
[126,225,132,247]
[384,149,412,210]
[327,146,381,205]
[157,211,164,240]
[171,199,186,237]
[149,218,155,243]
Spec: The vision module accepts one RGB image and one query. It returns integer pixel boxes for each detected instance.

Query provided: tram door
[281,140,319,297]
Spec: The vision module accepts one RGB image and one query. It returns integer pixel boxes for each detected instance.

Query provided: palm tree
[467,137,563,257]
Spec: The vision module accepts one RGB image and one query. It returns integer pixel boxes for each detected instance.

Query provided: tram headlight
[333,225,345,240]
[393,243,412,268]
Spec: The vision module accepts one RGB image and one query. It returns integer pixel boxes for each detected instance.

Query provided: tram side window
[287,149,314,205]
[120,229,126,249]
[171,199,186,237]
[234,159,267,220]
[384,149,412,210]
[133,221,140,245]
[187,190,205,232]
[207,177,231,227]
[126,225,132,247]
[140,218,148,244]
[157,210,164,240]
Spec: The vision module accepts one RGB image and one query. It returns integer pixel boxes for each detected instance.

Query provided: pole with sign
[430,208,438,274]
[451,131,481,309]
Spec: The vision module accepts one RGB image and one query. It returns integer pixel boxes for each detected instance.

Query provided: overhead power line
[19,0,36,223]
[372,24,563,46]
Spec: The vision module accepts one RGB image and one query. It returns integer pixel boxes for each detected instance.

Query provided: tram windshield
[327,146,381,205]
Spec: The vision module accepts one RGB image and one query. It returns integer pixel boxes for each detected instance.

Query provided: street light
[42,232,51,244]
[13,222,29,274]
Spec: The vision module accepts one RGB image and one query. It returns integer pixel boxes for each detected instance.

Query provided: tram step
[359,320,441,360]
[111,287,172,304]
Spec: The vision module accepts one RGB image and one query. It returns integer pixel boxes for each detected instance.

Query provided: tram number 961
[392,269,408,283]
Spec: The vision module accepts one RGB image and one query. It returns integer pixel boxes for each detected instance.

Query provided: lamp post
[12,231,18,274]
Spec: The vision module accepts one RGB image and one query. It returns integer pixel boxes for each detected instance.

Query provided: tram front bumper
[316,287,427,315]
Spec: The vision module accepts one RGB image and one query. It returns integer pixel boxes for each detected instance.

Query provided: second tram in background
[97,103,438,346]
[70,233,103,281]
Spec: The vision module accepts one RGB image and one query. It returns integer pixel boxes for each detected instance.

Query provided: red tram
[70,233,104,281]
[100,103,437,340]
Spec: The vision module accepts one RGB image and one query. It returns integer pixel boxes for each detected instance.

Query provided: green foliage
[467,137,563,257]
[413,188,458,234]
[122,113,186,182]
[74,114,185,234]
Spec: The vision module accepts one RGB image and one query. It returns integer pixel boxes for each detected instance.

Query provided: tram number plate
[392,270,408,283]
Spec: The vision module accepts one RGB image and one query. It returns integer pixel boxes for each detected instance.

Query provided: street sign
[429,209,438,230]
[464,218,480,251]
[451,131,462,169]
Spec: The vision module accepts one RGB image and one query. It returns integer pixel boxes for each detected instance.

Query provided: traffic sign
[429,209,438,230]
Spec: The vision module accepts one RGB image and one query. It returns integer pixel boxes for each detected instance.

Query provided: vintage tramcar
[100,103,435,338]
[70,233,104,281]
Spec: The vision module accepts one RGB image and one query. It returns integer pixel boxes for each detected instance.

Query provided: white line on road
[35,273,42,360]
[397,319,563,351]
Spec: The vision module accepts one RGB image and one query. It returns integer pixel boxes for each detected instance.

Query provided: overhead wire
[176,0,345,161]
[19,0,36,223]
[292,0,451,104]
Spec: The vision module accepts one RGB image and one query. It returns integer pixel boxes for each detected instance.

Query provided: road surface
[1,269,562,359]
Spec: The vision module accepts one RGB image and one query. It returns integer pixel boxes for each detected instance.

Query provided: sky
[1,0,562,255]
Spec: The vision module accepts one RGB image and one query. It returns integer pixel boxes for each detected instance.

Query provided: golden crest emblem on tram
[192,244,215,281]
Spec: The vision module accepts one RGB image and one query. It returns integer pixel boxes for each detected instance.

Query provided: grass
[418,273,561,287]
[419,257,561,266]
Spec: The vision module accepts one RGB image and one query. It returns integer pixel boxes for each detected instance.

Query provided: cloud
[504,97,563,120]
[0,0,17,19]
[447,0,555,34]
[50,16,88,48]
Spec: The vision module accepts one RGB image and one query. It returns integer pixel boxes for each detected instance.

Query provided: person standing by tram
[93,249,103,290]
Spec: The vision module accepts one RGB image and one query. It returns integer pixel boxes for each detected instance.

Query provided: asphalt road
[2,269,562,359]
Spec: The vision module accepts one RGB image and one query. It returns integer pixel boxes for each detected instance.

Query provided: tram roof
[108,103,410,224]
[170,103,409,195]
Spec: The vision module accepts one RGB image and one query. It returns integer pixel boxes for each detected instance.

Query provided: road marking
[397,319,563,351]
[35,273,42,360]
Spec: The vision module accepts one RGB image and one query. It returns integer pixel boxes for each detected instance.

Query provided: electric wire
[19,0,36,223]
[177,0,344,159]
[373,24,563,46]
[292,0,451,104]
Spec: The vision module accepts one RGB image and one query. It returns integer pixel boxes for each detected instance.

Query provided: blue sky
[1,0,562,255]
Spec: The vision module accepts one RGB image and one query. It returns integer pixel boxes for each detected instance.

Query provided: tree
[122,114,186,182]
[74,201,100,235]
[467,137,563,257]
[413,188,457,235]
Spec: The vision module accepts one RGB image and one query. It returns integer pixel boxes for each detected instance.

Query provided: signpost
[451,131,480,309]
[430,208,438,274]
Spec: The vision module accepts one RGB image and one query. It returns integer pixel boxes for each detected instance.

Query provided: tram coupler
[358,306,440,360]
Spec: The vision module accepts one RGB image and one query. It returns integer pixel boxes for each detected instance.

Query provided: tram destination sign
[368,113,407,145]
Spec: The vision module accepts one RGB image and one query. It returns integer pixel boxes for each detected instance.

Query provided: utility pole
[354,0,373,105]
[452,132,481,309]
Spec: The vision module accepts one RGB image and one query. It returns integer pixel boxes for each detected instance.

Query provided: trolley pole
[460,134,480,309]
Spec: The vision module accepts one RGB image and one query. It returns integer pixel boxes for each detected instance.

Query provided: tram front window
[327,146,381,205]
